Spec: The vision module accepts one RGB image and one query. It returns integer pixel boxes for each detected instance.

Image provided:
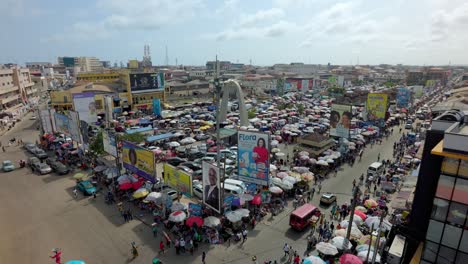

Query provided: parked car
[2,160,15,172]
[24,143,37,153]
[177,165,193,175]
[27,157,41,168]
[49,161,70,175]
[166,157,186,167]
[192,170,202,180]
[32,162,52,175]
[320,193,337,206]
[193,184,203,199]
[180,162,202,171]
[77,180,97,195]
[33,148,48,159]
[194,134,210,141]
[187,151,204,161]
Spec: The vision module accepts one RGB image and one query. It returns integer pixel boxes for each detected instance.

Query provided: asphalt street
[0,113,403,264]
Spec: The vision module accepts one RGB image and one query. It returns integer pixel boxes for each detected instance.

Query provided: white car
[193,184,203,199]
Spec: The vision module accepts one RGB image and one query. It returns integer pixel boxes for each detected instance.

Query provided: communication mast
[142,44,152,68]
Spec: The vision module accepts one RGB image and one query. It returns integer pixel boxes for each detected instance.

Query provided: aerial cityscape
[1,1,467,264]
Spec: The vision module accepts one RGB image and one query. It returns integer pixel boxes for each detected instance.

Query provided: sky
[1,0,468,66]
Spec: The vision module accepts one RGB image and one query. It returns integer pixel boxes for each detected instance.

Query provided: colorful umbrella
[354,210,367,220]
[339,254,363,264]
[303,256,325,264]
[203,216,220,227]
[119,182,133,190]
[186,216,203,227]
[231,197,245,207]
[331,236,352,250]
[364,199,378,208]
[73,173,88,180]
[269,186,283,194]
[355,206,367,212]
[132,188,149,199]
[250,194,262,205]
[225,211,243,222]
[239,193,254,201]
[315,242,338,255]
[169,211,187,222]
[234,208,250,217]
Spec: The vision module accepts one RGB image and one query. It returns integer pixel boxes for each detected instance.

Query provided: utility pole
[343,186,361,251]
[214,55,224,212]
[371,211,387,263]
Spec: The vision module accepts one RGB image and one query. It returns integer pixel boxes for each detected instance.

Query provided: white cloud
[214,20,296,41]
[273,0,316,9]
[238,8,285,27]
[215,0,239,15]
[429,3,468,42]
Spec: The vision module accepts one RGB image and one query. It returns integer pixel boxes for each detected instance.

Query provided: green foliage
[297,104,305,116]
[118,132,146,143]
[89,131,104,157]
[248,109,257,119]
[384,81,395,87]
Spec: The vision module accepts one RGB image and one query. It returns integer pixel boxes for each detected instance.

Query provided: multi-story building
[57,56,103,72]
[406,70,425,85]
[273,63,322,75]
[396,109,468,263]
[0,66,37,115]
[206,61,231,71]
[76,72,120,82]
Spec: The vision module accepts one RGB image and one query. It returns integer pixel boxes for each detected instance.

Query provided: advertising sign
[163,163,192,197]
[39,109,53,134]
[102,130,117,157]
[366,93,388,120]
[202,162,221,213]
[67,111,82,143]
[413,85,423,99]
[237,131,270,186]
[129,73,164,93]
[330,104,352,138]
[153,99,161,116]
[122,141,156,182]
[396,88,411,108]
[73,93,97,124]
[301,80,309,92]
[54,113,70,135]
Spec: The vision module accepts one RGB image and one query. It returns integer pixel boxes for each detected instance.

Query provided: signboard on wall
[164,163,193,197]
[121,141,156,182]
[129,73,164,93]
[237,131,270,186]
[39,109,53,134]
[102,130,117,157]
[54,113,70,135]
[67,111,82,143]
[73,93,97,123]
[202,162,221,213]
[330,104,352,138]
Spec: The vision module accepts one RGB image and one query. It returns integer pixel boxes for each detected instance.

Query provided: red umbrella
[186,216,203,227]
[250,194,262,205]
[132,181,144,190]
[119,182,133,190]
[354,210,367,220]
[340,253,363,264]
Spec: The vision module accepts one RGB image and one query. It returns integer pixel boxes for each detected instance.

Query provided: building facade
[58,56,103,72]
[0,66,36,115]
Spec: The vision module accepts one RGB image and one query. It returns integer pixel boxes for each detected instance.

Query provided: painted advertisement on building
[396,88,412,108]
[164,163,192,197]
[153,99,161,116]
[102,130,117,157]
[129,73,164,93]
[121,141,156,182]
[54,113,70,135]
[67,111,81,143]
[202,162,221,213]
[237,131,270,186]
[330,104,352,138]
[366,93,388,127]
[72,92,97,124]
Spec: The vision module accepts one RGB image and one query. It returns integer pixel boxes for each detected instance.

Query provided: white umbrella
[303,256,326,264]
[308,158,317,164]
[168,141,180,147]
[94,165,107,172]
[315,242,339,255]
[357,251,380,262]
[234,208,250,217]
[317,160,329,166]
[275,152,285,157]
[271,140,279,146]
[144,192,162,202]
[340,220,357,229]
[271,148,281,153]
[331,236,352,250]
[239,193,254,201]
[326,159,334,163]
[283,176,298,184]
[169,211,187,222]
[225,211,243,222]
[171,202,188,212]
[269,186,283,194]
[299,151,309,156]
[270,164,278,172]
[203,216,221,227]
[276,172,288,179]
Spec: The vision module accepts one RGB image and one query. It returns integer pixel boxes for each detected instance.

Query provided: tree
[89,131,104,157]
[117,133,146,144]
[297,104,305,116]
[248,109,256,119]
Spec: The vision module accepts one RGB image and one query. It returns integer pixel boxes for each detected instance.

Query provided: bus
[289,204,320,231]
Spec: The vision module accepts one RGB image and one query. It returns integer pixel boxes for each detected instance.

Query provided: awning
[146,133,174,142]
[126,126,152,134]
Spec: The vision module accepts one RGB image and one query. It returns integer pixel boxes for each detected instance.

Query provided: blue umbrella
[65,261,86,264]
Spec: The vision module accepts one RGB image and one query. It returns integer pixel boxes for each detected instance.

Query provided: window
[437,175,455,200]
[422,241,438,262]
[459,160,468,178]
[453,178,468,204]
[427,220,444,242]
[431,198,449,221]
[457,252,468,264]
[441,158,459,175]
[437,245,456,264]
[447,202,467,227]
[441,224,462,249]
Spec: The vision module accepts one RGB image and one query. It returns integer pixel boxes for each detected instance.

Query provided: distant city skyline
[1,0,468,66]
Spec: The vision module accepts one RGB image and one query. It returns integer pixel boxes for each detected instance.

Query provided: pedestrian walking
[127,209,133,220]
[159,241,165,254]
[123,211,128,222]
[310,187,315,199]
[202,251,206,263]
[72,188,78,198]
[180,237,186,253]
[131,242,139,259]
[2,146,5,152]
[283,243,289,256]
[318,183,322,194]
[152,223,158,237]
[242,229,248,243]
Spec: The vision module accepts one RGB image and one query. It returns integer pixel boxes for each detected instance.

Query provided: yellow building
[76,72,120,82]
[128,60,139,69]
[120,71,166,110]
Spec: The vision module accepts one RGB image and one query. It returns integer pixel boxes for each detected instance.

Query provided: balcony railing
[0,86,19,95]
[0,94,19,104]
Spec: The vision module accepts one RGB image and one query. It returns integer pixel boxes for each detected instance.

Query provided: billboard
[80,121,89,144]
[102,130,117,157]
[330,104,352,138]
[163,163,192,197]
[202,162,221,213]
[366,93,388,121]
[122,141,156,182]
[301,79,309,92]
[237,131,270,186]
[67,111,82,143]
[396,88,411,108]
[73,92,97,124]
[413,85,423,99]
[50,91,72,104]
[129,73,164,93]
[153,99,161,116]
[54,113,70,135]
[39,109,53,134]
[104,96,114,124]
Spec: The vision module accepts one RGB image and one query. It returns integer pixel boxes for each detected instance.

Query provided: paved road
[0,112,402,264]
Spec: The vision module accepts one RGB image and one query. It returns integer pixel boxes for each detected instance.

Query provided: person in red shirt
[252,138,268,164]
[293,254,300,264]
[159,241,165,254]
[50,249,61,264]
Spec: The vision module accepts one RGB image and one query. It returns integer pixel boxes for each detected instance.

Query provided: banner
[102,130,117,157]
[366,93,388,120]
[153,99,161,116]
[330,104,352,138]
[73,92,97,124]
[80,121,89,144]
[396,88,411,108]
[54,113,70,135]
[202,162,221,213]
[163,163,192,197]
[122,141,156,182]
[104,96,114,124]
[237,131,270,186]
[39,109,53,133]
[130,73,164,93]
[67,111,82,143]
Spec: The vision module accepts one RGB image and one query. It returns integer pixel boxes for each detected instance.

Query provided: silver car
[33,163,52,175]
